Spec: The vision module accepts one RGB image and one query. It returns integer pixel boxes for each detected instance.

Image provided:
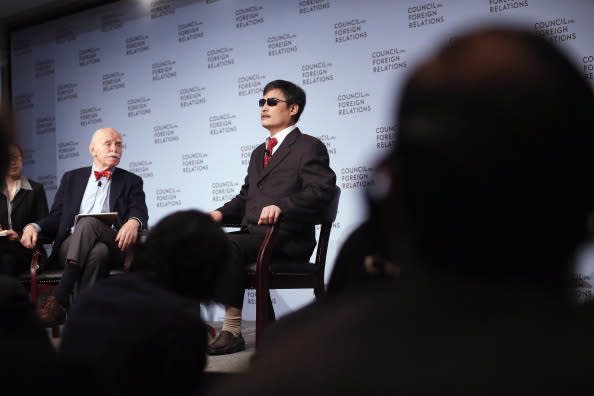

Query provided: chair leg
[206,324,216,338]
[256,290,274,347]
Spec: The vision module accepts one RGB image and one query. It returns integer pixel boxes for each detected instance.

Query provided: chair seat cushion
[246,260,317,276]
[19,268,64,283]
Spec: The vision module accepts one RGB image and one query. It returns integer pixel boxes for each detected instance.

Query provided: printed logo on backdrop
[267,34,298,57]
[154,124,179,144]
[178,21,204,43]
[23,148,36,166]
[126,35,150,56]
[238,74,266,96]
[337,91,371,116]
[56,25,76,44]
[408,2,444,29]
[80,107,102,128]
[534,18,577,43]
[36,117,56,135]
[35,59,55,78]
[155,187,182,208]
[583,55,594,81]
[376,124,398,150]
[240,144,259,166]
[341,166,374,190]
[38,174,57,193]
[182,152,209,173]
[208,48,234,69]
[101,13,124,32]
[489,0,529,13]
[152,60,177,81]
[179,86,206,108]
[334,19,367,43]
[206,0,222,4]
[299,0,331,14]
[210,114,237,135]
[573,273,593,304]
[58,141,80,161]
[57,83,78,102]
[212,181,239,202]
[246,290,276,305]
[14,94,33,111]
[128,160,154,179]
[12,37,31,56]
[302,62,334,85]
[235,6,264,29]
[103,72,126,92]
[371,48,407,73]
[151,0,175,19]
[128,97,151,118]
[315,134,337,156]
[79,48,100,67]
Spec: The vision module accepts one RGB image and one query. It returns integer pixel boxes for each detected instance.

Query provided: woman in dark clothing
[0,143,49,276]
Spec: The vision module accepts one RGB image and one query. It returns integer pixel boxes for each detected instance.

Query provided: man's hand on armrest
[208,210,223,223]
[258,205,282,225]
[115,218,141,251]
[21,224,39,249]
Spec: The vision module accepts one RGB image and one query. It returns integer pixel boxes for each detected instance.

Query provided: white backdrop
[10,0,594,319]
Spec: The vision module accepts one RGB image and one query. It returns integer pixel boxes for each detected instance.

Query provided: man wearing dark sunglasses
[207,80,337,355]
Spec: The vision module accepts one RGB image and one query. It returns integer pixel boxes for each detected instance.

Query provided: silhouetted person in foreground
[59,210,227,396]
[210,27,594,394]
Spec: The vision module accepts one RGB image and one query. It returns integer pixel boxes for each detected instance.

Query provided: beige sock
[221,305,242,336]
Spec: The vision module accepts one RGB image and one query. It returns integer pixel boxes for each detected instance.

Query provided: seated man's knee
[75,216,103,232]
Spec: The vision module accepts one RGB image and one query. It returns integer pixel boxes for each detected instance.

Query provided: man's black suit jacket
[0,177,49,234]
[37,166,148,265]
[217,128,336,257]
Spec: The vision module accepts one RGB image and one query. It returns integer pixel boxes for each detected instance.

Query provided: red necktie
[263,137,278,167]
[94,170,112,181]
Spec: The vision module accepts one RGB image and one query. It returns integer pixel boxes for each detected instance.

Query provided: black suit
[0,177,49,275]
[215,128,336,308]
[37,166,148,266]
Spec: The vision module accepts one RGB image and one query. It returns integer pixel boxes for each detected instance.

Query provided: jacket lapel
[72,168,90,213]
[109,168,123,211]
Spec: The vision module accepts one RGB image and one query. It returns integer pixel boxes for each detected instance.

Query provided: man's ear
[289,104,299,116]
[89,143,95,156]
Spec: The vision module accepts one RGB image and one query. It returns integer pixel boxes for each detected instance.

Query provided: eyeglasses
[259,98,288,107]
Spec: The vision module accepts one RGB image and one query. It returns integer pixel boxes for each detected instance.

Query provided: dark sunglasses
[259,98,288,107]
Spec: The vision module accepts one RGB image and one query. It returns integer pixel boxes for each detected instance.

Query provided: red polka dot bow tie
[94,170,112,181]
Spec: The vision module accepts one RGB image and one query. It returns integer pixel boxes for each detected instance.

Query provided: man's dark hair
[373,27,594,296]
[132,210,228,301]
[263,79,306,123]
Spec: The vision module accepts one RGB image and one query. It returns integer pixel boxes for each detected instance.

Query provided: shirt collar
[266,125,296,148]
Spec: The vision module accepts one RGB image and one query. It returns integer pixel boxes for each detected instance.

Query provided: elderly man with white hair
[21,127,148,327]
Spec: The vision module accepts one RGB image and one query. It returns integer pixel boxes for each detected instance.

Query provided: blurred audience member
[1,143,49,276]
[59,210,227,396]
[210,27,594,394]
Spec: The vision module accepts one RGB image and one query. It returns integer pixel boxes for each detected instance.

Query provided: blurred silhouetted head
[371,27,594,294]
[133,210,227,300]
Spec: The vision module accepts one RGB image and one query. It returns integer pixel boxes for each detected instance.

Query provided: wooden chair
[224,187,340,346]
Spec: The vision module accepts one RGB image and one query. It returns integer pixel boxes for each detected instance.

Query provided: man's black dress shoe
[208,330,246,355]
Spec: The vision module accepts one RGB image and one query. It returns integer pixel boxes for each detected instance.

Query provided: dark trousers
[53,216,122,305]
[214,230,265,309]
